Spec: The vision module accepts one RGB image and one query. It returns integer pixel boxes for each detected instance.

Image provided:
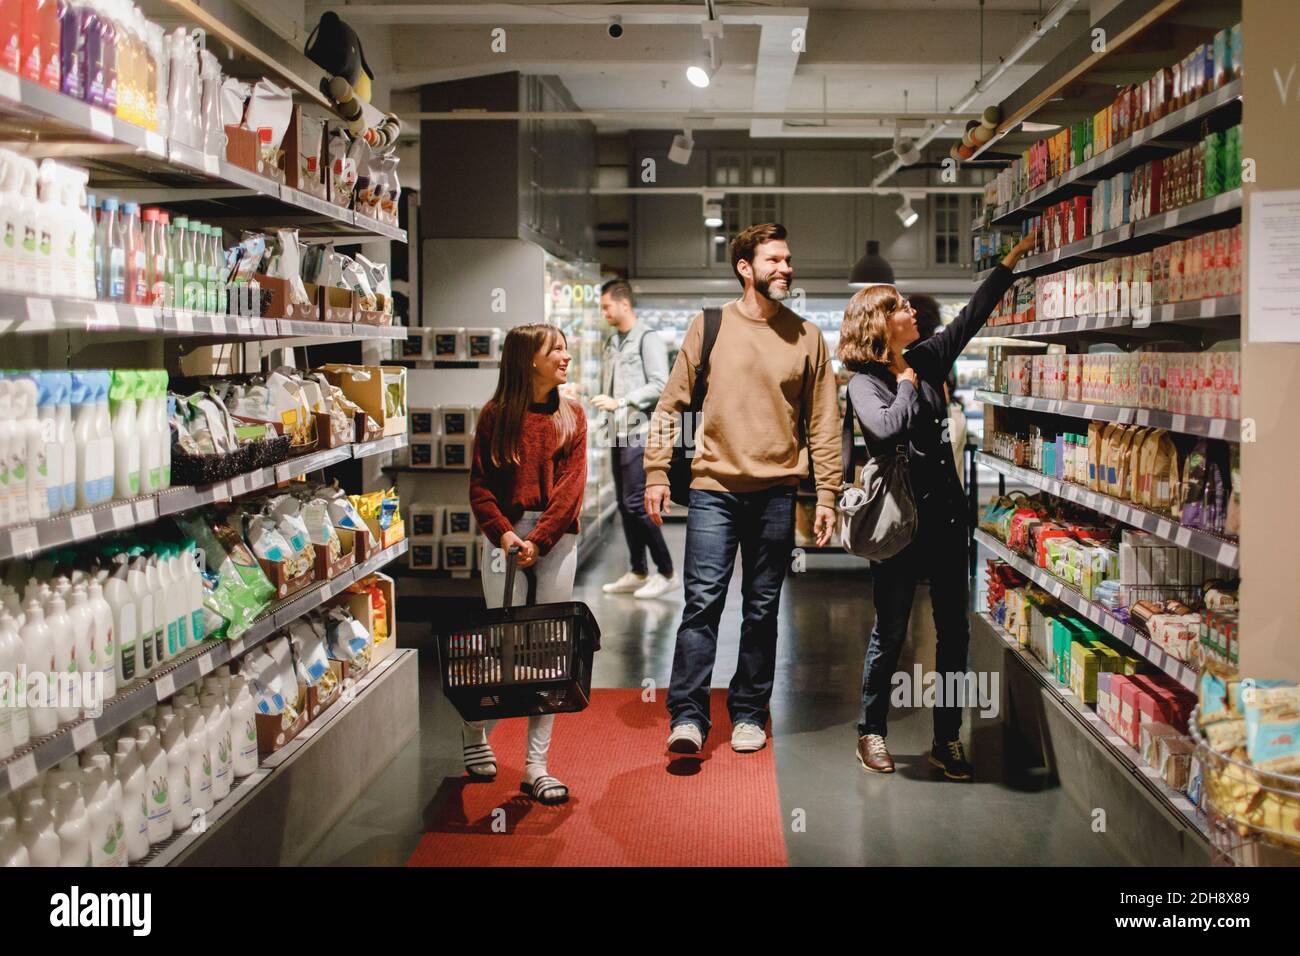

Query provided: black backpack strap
[688,308,723,413]
[842,375,858,486]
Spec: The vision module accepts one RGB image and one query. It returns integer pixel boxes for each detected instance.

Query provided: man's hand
[591,394,620,413]
[645,485,671,526]
[814,505,835,548]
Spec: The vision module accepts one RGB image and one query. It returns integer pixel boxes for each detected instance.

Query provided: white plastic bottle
[125,551,155,677]
[33,161,61,294]
[109,370,140,500]
[182,705,212,815]
[49,778,92,867]
[227,675,258,778]
[67,586,99,717]
[13,158,39,292]
[34,372,62,518]
[143,550,167,665]
[181,538,205,644]
[0,613,26,752]
[53,372,76,514]
[157,711,191,834]
[160,385,172,489]
[0,149,21,291]
[0,379,12,529]
[20,599,56,737]
[11,375,42,523]
[198,692,230,801]
[103,552,139,686]
[44,594,77,725]
[0,815,30,867]
[82,760,123,867]
[138,370,161,493]
[71,372,97,509]
[71,173,97,300]
[88,752,126,867]
[135,725,171,842]
[87,579,116,700]
[114,738,150,862]
[17,792,61,866]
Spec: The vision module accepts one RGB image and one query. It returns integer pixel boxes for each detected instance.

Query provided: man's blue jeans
[666,486,796,737]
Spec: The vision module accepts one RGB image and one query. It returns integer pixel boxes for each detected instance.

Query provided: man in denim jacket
[592,279,677,599]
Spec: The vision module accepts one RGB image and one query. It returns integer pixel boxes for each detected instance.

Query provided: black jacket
[847,265,1015,530]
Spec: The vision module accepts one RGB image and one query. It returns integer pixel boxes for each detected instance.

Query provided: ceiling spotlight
[895,195,919,229]
[668,131,694,165]
[686,63,714,89]
[703,198,723,228]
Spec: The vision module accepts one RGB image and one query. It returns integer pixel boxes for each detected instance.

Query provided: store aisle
[303,523,1123,866]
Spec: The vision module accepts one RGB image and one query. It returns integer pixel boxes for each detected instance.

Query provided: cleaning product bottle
[0,150,19,291]
[160,385,172,489]
[102,550,136,686]
[71,371,95,509]
[82,759,118,866]
[198,691,230,800]
[98,0,115,115]
[67,585,97,717]
[92,370,114,503]
[87,192,104,299]
[13,374,44,522]
[187,218,203,313]
[135,724,170,842]
[163,543,187,654]
[20,598,55,736]
[34,372,61,518]
[88,751,125,865]
[137,370,160,493]
[113,737,148,860]
[109,369,139,498]
[14,157,39,292]
[49,776,92,866]
[227,674,257,777]
[0,0,19,74]
[33,160,59,292]
[80,0,103,108]
[182,538,204,643]
[182,704,211,815]
[123,200,146,304]
[98,195,123,301]
[0,815,30,866]
[142,206,167,307]
[44,592,77,724]
[169,214,187,311]
[0,612,16,760]
[0,378,13,528]
[53,372,75,514]
[71,175,95,299]
[0,612,26,753]
[157,710,190,834]
[125,549,154,677]
[58,0,84,100]
[17,791,61,866]
[87,577,114,699]
[142,547,167,665]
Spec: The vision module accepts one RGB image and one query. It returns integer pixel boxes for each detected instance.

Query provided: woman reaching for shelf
[466,323,587,805]
[838,230,1037,781]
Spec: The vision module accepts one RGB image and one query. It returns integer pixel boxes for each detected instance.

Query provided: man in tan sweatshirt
[644,222,841,756]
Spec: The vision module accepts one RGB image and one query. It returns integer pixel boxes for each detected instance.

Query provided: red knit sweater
[469,397,587,554]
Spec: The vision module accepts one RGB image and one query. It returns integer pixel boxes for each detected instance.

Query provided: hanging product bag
[837,380,917,561]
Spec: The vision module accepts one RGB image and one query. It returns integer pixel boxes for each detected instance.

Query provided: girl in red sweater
[465,323,587,805]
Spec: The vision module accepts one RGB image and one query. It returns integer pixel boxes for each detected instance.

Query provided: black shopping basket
[437,546,601,721]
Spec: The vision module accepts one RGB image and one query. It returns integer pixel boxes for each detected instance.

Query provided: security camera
[608,16,623,38]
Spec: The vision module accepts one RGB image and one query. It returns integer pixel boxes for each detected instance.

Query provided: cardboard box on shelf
[321,364,408,439]
[320,286,356,324]
[255,684,310,755]
[257,556,316,601]
[314,526,359,581]
[345,571,396,658]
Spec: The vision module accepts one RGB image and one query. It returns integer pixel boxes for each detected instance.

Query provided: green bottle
[171,216,189,311]
[189,220,206,314]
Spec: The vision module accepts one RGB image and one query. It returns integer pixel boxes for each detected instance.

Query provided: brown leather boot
[857,734,895,773]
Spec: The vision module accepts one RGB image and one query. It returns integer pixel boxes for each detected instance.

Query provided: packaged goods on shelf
[430,327,467,361]
[409,406,436,436]
[440,437,471,470]
[464,328,502,361]
[408,538,439,570]
[440,533,475,574]
[407,438,438,468]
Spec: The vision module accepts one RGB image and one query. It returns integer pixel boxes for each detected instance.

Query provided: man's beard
[754,273,790,301]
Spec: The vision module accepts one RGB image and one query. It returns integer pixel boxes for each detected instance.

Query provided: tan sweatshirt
[644,301,842,508]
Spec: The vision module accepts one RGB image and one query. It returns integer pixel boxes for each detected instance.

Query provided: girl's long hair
[488,323,579,468]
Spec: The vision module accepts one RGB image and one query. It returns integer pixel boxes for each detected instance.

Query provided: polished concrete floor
[301,520,1124,866]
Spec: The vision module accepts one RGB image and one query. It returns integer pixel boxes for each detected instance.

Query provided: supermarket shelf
[0,74,406,244]
[988,79,1243,226]
[0,442,401,561]
[1009,190,1242,277]
[974,613,1208,839]
[973,529,1197,692]
[977,294,1241,340]
[0,292,409,342]
[975,452,1238,567]
[383,465,469,475]
[140,647,413,866]
[0,539,408,796]
[975,390,1239,442]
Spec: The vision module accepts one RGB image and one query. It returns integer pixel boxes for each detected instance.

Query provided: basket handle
[502,544,520,611]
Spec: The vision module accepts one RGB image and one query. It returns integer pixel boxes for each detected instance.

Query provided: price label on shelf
[1175,527,1193,548]
[134,498,157,524]
[93,303,119,329]
[1210,419,1228,439]
[228,638,245,658]
[1200,298,1216,319]
[8,525,39,558]
[154,673,175,701]
[70,512,96,541]
[0,71,20,102]
[1105,618,1123,639]
[1162,211,1178,230]
[1133,636,1152,657]
[229,475,247,496]
[1049,579,1064,599]
[88,108,114,137]
[145,131,166,156]
[7,753,37,790]
[134,307,156,330]
[71,721,98,751]
[174,311,194,333]
[111,504,135,529]
[1171,414,1186,433]
[24,298,55,329]
[1156,519,1173,539]
[197,653,213,676]
[203,154,219,175]
[1136,409,1150,426]
[1083,405,1096,419]
[1219,542,1238,566]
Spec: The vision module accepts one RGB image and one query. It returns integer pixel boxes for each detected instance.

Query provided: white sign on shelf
[71,721,98,750]
[197,653,213,676]
[174,311,194,333]
[154,673,176,701]
[93,303,119,328]
[1210,418,1227,439]
[203,154,219,175]
[7,753,37,790]
[145,132,166,157]
[88,108,114,137]
[8,525,39,558]
[1175,527,1193,548]
[111,504,135,529]
[229,475,247,496]
[70,513,96,541]
[0,71,20,102]
[134,498,157,524]
[24,298,55,329]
